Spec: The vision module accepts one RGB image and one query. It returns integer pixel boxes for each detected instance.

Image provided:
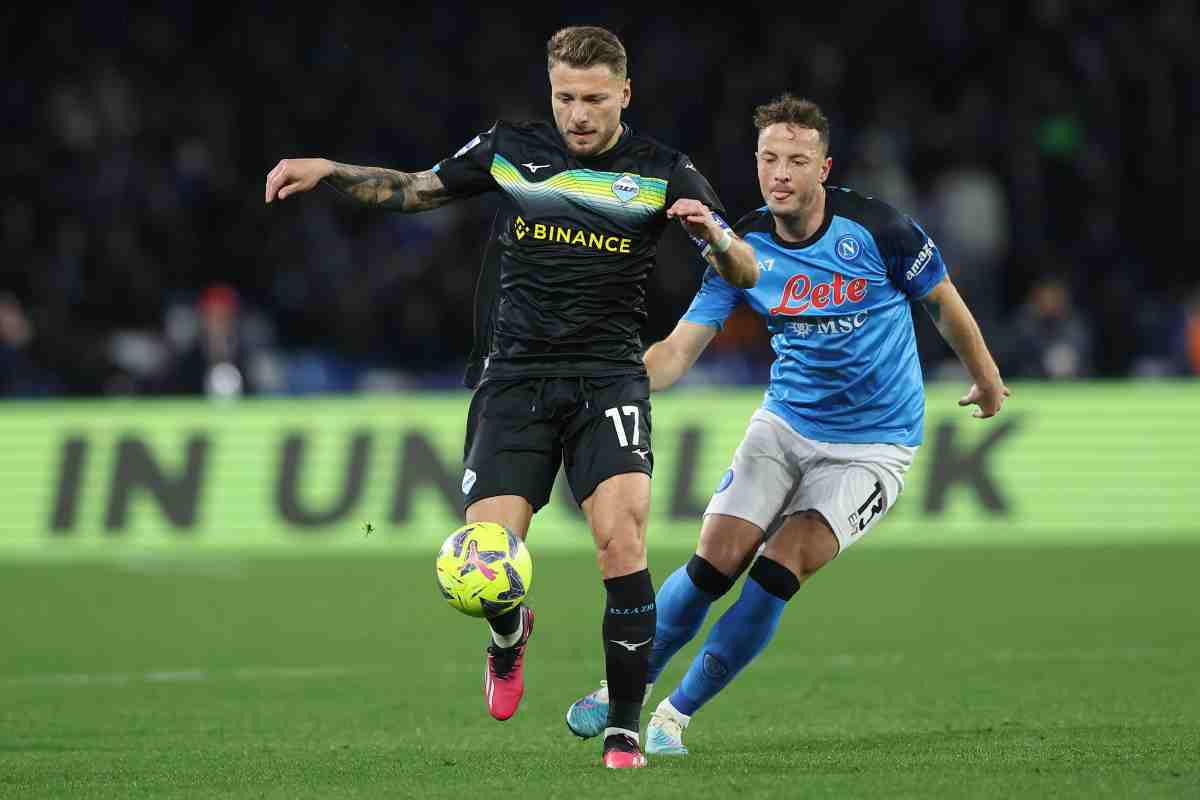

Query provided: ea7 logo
[758,258,775,272]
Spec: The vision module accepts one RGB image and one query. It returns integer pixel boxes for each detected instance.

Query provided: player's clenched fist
[666,198,721,242]
[265,158,333,203]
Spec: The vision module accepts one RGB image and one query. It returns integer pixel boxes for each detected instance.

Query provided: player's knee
[696,515,762,580]
[593,508,646,572]
[792,514,837,578]
[797,515,837,576]
[596,539,645,578]
[685,554,736,598]
[596,524,645,561]
[766,511,837,581]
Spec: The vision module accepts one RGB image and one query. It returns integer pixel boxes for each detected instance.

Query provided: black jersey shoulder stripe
[825,186,911,235]
[489,119,561,159]
[617,127,682,160]
[732,207,772,237]
[825,186,926,268]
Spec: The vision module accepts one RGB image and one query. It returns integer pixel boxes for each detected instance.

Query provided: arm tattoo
[323,164,451,212]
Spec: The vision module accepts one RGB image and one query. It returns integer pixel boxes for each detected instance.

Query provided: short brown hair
[546,26,627,79]
[753,94,830,152]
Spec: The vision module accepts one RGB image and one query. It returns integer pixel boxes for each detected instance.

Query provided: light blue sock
[670,574,787,716]
[647,565,718,683]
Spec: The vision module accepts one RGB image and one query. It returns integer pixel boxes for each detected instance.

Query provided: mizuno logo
[522,162,551,173]
[610,637,653,652]
[633,447,649,461]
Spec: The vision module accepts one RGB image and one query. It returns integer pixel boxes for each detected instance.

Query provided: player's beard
[563,120,620,157]
[768,182,824,239]
[794,183,821,215]
[766,180,820,215]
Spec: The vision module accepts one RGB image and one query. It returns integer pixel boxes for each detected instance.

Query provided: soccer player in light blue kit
[566,94,1010,754]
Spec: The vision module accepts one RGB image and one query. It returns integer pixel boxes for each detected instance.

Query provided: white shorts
[704,408,916,554]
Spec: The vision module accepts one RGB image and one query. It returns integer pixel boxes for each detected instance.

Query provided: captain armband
[697,212,733,259]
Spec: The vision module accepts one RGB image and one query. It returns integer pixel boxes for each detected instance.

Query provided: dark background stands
[3,1,1197,397]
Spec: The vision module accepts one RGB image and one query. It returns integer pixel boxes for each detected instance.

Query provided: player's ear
[622,78,631,109]
[820,157,832,182]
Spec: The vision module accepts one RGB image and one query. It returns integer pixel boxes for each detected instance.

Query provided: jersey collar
[769,190,833,250]
[571,122,633,165]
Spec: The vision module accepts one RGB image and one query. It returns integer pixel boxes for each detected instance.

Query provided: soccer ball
[435,522,532,618]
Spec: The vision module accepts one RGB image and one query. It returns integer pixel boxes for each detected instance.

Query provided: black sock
[602,569,656,733]
[748,556,801,601]
[487,605,522,639]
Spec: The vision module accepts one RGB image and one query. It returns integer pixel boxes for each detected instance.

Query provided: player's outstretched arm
[265,158,453,212]
[921,275,1011,418]
[643,320,717,392]
[666,199,758,289]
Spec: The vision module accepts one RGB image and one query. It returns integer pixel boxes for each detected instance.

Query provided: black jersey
[433,120,727,387]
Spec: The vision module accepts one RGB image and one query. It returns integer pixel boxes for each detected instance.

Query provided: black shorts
[463,374,653,512]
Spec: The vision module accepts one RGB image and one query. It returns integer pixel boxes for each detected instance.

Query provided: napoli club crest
[835,235,861,261]
[611,174,641,204]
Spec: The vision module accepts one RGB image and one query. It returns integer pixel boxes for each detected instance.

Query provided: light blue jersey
[682,187,947,446]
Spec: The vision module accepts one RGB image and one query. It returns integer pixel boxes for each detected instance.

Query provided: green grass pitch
[3,542,1198,798]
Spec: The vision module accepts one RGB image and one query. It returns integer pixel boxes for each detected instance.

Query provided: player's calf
[649,514,759,684]
[565,553,736,739]
[582,474,657,750]
[649,554,734,682]
[567,543,747,739]
[601,569,656,736]
[667,555,802,720]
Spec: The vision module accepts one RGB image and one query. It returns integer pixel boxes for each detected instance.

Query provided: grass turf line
[1,543,1198,798]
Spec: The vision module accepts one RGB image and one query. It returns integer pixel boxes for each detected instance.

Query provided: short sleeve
[881,215,947,300]
[667,155,733,260]
[665,155,728,221]
[681,266,743,330]
[431,124,499,199]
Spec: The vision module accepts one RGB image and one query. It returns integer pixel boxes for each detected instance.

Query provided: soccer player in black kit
[265,26,758,768]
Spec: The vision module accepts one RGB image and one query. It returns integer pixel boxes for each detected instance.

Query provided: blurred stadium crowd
[3,2,1198,398]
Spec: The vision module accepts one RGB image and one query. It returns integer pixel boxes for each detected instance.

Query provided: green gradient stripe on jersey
[490,154,667,219]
